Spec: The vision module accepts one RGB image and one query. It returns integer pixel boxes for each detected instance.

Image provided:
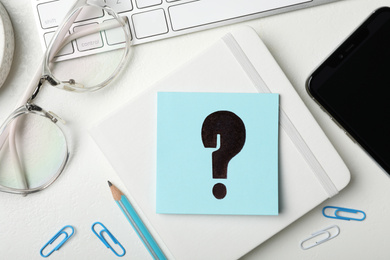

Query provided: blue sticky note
[156,92,279,215]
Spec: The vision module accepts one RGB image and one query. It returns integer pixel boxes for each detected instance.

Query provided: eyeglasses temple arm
[46,0,84,62]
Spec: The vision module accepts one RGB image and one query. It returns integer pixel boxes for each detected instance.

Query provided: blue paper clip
[322,206,366,221]
[92,222,126,257]
[40,225,75,257]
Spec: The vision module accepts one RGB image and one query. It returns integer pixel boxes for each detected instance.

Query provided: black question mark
[201,111,246,199]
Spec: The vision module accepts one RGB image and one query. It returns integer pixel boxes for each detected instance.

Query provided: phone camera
[338,54,344,59]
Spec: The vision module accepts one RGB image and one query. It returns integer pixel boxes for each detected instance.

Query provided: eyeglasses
[0,0,131,195]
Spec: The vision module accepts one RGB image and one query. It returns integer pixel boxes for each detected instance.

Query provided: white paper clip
[300,225,340,250]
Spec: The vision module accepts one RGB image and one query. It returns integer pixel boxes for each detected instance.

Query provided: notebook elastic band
[222,33,338,198]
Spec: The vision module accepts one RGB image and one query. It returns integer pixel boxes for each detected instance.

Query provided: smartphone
[307,7,390,174]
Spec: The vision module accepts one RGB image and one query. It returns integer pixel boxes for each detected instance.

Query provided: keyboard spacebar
[169,0,312,31]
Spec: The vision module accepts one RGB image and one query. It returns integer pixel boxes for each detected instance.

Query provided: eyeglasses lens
[0,114,67,191]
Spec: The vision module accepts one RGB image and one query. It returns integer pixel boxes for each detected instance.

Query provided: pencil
[108,181,167,260]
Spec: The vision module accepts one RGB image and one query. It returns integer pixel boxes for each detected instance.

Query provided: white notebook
[90,26,350,260]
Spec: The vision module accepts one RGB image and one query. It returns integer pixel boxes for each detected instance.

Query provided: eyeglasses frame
[0,0,132,195]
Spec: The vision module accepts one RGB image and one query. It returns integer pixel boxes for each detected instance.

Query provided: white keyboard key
[44,31,74,56]
[37,1,103,29]
[169,0,312,31]
[103,19,132,45]
[74,7,104,23]
[37,1,71,29]
[135,0,162,9]
[132,9,168,39]
[104,0,133,13]
[73,23,104,51]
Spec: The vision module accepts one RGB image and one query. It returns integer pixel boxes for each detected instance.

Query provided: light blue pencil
[108,181,167,260]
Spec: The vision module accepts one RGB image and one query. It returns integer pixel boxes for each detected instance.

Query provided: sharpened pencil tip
[108,180,112,187]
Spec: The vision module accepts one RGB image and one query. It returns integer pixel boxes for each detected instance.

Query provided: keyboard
[32,0,334,61]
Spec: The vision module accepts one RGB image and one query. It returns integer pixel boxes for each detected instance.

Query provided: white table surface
[1,0,390,259]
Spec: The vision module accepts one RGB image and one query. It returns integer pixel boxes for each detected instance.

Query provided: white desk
[0,0,389,259]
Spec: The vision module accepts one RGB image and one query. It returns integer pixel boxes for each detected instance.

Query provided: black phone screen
[307,7,390,174]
